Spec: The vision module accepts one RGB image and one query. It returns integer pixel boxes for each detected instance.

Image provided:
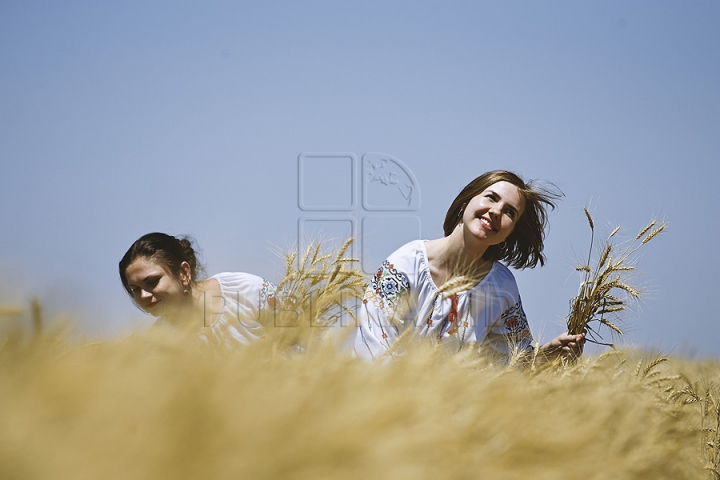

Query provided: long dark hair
[443,170,562,269]
[119,232,204,296]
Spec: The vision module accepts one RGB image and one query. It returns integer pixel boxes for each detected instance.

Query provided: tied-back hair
[442,170,562,269]
[119,232,205,296]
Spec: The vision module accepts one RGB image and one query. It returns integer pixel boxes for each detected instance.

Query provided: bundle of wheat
[567,209,665,347]
[265,238,366,352]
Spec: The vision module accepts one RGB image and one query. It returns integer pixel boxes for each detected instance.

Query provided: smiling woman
[354,170,585,363]
[119,233,277,348]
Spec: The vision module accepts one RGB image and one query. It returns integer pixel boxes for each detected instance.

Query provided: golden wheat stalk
[436,276,478,298]
[268,239,365,349]
[567,212,666,347]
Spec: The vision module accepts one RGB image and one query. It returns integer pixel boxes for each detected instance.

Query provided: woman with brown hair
[120,232,276,347]
[354,170,584,362]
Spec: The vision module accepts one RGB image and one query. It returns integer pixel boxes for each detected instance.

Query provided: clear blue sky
[1,1,718,357]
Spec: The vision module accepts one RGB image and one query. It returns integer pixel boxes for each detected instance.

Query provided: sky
[0,1,718,357]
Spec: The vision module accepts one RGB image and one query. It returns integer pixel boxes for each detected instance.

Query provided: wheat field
[1,238,718,479]
[0,324,717,480]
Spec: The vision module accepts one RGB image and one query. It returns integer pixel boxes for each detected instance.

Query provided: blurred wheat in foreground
[1,239,718,480]
[0,328,717,479]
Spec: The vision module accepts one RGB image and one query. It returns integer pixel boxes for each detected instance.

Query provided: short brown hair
[442,170,562,269]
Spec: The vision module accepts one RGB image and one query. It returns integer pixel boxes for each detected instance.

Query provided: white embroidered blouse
[354,240,533,360]
[199,272,277,349]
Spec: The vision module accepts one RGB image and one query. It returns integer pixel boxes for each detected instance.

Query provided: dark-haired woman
[354,170,584,362]
[120,233,276,347]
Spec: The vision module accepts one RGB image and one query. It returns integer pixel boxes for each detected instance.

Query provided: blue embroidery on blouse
[363,261,410,317]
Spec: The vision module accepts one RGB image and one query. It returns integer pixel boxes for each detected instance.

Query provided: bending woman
[354,170,584,362]
[120,232,276,348]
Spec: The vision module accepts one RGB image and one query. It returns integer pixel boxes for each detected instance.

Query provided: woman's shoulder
[210,272,274,293]
[384,240,427,268]
[483,262,520,292]
[210,272,277,312]
[381,239,430,281]
[387,239,424,257]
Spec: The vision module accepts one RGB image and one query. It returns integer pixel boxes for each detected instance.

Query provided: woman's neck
[425,227,492,287]
[164,282,211,328]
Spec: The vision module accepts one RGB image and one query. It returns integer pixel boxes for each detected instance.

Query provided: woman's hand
[539,332,586,360]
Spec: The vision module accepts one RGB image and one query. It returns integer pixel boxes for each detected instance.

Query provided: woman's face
[461,181,525,246]
[124,256,188,317]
